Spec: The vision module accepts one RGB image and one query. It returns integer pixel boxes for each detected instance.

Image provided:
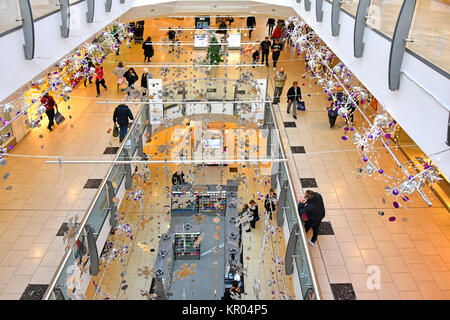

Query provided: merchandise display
[173,224,201,260]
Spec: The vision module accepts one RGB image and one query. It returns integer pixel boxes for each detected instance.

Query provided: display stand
[198,184,226,215]
[173,223,201,260]
[171,184,198,215]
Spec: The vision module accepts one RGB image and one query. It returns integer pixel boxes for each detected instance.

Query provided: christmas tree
[206,35,223,65]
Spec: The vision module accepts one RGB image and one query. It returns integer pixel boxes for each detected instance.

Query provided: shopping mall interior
[0,0,449,302]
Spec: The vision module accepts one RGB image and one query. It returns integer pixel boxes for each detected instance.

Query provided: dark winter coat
[247,16,256,28]
[113,104,134,127]
[298,192,325,222]
[287,86,302,102]
[123,69,139,86]
[141,72,152,89]
[142,40,154,57]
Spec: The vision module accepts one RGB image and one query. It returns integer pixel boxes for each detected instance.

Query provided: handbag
[112,124,119,137]
[297,100,306,111]
[117,77,125,85]
[54,111,65,125]
[301,213,308,221]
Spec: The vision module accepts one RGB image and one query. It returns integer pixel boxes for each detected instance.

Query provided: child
[252,49,260,68]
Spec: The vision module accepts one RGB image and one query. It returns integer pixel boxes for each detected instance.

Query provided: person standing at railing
[113,103,134,143]
[298,190,325,247]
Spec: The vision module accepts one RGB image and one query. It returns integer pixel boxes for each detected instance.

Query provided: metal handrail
[42,102,146,300]
[266,75,322,300]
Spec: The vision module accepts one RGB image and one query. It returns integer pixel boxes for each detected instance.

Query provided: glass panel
[407,0,450,73]
[0,0,21,34]
[86,188,108,238]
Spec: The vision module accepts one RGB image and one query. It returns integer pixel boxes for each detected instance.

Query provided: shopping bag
[117,77,125,85]
[297,101,306,111]
[112,125,119,137]
[54,111,65,125]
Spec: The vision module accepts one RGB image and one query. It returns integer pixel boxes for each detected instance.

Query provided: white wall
[287,0,450,178]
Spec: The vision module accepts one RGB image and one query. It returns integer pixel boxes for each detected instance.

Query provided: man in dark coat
[259,37,271,67]
[113,104,134,142]
[286,81,302,120]
[246,16,256,38]
[266,17,275,36]
[298,190,325,246]
[142,37,154,62]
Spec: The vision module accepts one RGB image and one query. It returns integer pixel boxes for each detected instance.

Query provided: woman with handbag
[298,190,325,247]
[112,62,127,92]
[246,200,260,232]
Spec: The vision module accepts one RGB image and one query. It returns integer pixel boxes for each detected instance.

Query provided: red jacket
[95,66,104,80]
[40,95,56,111]
[270,27,282,39]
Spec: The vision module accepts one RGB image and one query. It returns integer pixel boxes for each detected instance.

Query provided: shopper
[266,17,275,36]
[94,64,107,97]
[171,170,186,185]
[246,199,259,232]
[286,81,302,120]
[113,103,134,143]
[271,39,283,70]
[167,27,176,53]
[298,190,325,247]
[221,280,241,300]
[40,92,58,131]
[273,67,287,104]
[246,16,256,38]
[252,49,260,68]
[260,37,271,67]
[141,68,152,95]
[327,92,343,128]
[270,25,282,43]
[112,62,127,92]
[83,57,95,87]
[123,67,139,94]
[264,189,277,220]
[346,100,357,125]
[142,36,154,62]
[217,21,227,35]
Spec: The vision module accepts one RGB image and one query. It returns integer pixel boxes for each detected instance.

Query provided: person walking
[142,36,154,62]
[264,189,277,220]
[40,92,58,131]
[246,16,256,39]
[286,81,302,120]
[246,199,259,232]
[273,67,287,104]
[298,190,325,247]
[141,68,152,96]
[259,37,271,67]
[266,17,275,36]
[167,27,176,53]
[112,62,127,92]
[271,39,283,70]
[113,103,134,143]
[270,25,282,44]
[327,92,343,128]
[94,64,107,97]
[123,67,139,94]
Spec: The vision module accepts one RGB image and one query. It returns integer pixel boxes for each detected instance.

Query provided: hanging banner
[147,79,163,124]
[251,79,267,126]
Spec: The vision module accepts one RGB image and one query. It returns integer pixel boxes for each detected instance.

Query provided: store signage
[195,16,210,29]
[206,88,216,93]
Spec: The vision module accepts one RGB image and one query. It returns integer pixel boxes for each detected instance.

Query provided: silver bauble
[352,132,362,142]
[343,78,351,86]
[59,60,66,68]
[364,163,376,175]
[317,78,325,87]
[37,105,47,114]
[360,90,368,100]
[90,67,95,73]
[338,107,347,116]
[373,113,389,127]
[333,65,341,73]
[128,32,134,37]
[0,157,7,166]
[400,181,415,194]
[63,86,72,95]
[36,78,45,86]
[3,104,14,113]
